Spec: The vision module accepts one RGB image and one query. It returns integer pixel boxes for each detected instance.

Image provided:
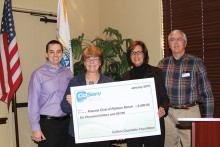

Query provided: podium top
[178,118,220,122]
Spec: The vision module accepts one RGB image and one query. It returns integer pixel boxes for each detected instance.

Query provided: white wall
[99,0,163,66]
[67,0,100,40]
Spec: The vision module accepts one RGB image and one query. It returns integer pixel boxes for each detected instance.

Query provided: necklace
[88,81,94,85]
[86,73,99,85]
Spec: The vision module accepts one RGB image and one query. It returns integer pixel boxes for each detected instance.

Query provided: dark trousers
[127,117,165,147]
[68,135,110,147]
[38,117,71,147]
[126,135,163,147]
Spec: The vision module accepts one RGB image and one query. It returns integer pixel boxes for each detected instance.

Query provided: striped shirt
[158,53,214,117]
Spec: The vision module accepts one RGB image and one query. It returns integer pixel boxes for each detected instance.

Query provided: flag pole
[13,93,20,147]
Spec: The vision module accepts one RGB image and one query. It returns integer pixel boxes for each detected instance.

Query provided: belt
[40,115,69,121]
[169,103,197,109]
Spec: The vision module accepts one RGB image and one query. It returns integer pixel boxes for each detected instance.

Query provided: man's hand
[32,130,46,142]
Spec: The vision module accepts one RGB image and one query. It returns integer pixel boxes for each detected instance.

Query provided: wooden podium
[178,118,220,147]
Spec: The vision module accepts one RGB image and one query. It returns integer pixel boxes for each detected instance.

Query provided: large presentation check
[71,78,161,143]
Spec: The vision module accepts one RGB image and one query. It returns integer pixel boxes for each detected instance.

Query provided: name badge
[182,73,190,77]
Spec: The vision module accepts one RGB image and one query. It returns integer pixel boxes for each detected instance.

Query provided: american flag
[0,0,22,108]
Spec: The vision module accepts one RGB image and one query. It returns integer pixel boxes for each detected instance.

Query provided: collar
[45,61,63,71]
[81,70,104,83]
[133,63,148,71]
[172,53,186,65]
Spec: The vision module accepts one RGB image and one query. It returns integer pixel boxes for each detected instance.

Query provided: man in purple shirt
[28,40,73,147]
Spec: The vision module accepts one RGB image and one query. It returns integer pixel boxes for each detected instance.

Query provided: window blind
[162,0,220,117]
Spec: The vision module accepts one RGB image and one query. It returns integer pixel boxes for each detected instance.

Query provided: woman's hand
[66,94,72,107]
[117,139,125,141]
[158,107,166,118]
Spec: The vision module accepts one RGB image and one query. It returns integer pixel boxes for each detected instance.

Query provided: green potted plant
[71,27,133,81]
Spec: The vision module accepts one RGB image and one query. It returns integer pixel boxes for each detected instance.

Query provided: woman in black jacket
[122,41,170,147]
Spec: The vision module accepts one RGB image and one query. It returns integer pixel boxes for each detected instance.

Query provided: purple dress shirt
[28,62,73,132]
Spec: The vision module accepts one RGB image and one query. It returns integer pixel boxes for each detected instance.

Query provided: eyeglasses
[170,37,184,42]
[85,57,100,62]
[131,51,143,56]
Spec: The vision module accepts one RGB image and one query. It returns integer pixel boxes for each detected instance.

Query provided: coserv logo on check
[76,91,102,102]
